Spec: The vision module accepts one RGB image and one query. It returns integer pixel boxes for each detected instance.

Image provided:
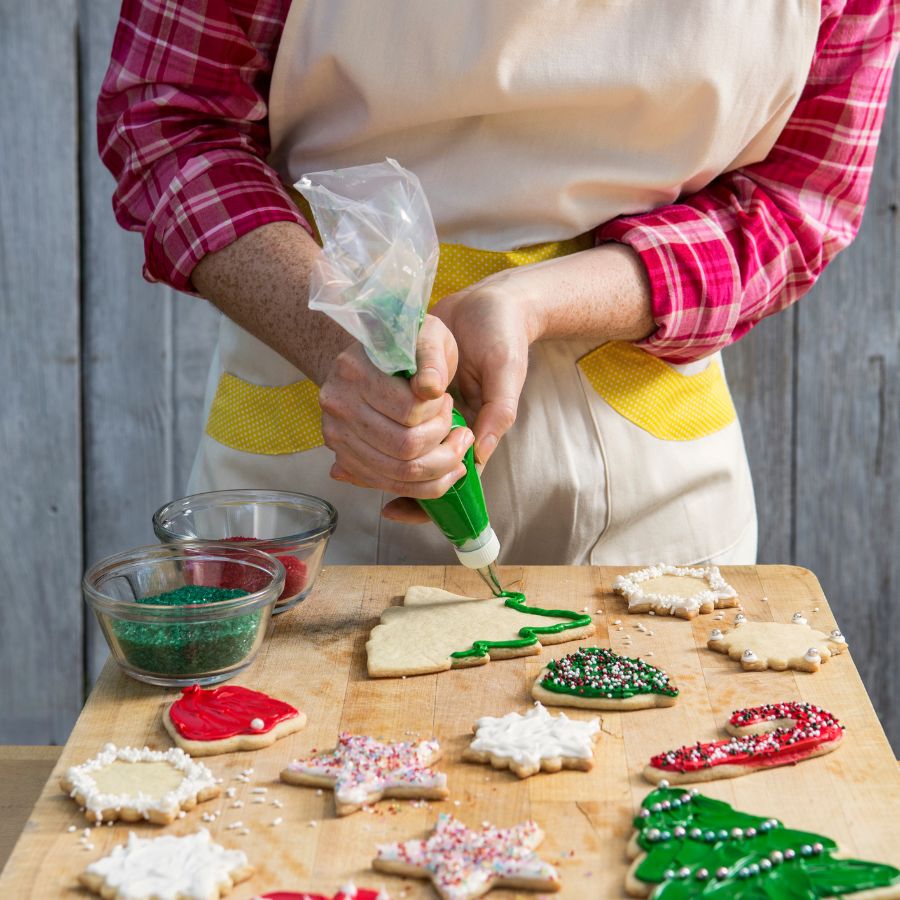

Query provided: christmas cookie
[280,733,449,816]
[260,890,386,900]
[463,701,600,779]
[79,829,253,900]
[532,647,678,710]
[60,743,220,824]
[625,784,900,898]
[707,619,848,672]
[613,564,738,619]
[163,684,307,756]
[374,813,560,899]
[366,587,594,678]
[643,702,844,785]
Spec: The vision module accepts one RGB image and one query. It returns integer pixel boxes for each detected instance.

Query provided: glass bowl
[152,490,337,613]
[83,542,284,687]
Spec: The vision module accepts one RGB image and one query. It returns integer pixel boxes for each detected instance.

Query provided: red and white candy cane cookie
[643,701,844,785]
[163,684,307,757]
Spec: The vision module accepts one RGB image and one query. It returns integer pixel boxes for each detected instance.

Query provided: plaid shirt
[98,0,899,363]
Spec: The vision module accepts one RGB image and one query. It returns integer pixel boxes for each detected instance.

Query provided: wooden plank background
[0,2,897,750]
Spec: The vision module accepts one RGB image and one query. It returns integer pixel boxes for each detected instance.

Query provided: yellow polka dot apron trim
[205,373,323,454]
[205,193,733,454]
[578,341,736,440]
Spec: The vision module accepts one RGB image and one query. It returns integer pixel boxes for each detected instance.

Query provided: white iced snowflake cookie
[463,701,600,779]
[374,813,560,899]
[707,619,849,673]
[613,564,738,619]
[60,743,220,824]
[79,829,253,900]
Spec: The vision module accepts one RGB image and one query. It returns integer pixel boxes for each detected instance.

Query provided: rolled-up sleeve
[597,0,900,363]
[97,0,307,292]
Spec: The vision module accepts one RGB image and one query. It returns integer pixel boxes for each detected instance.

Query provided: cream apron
[188,0,820,566]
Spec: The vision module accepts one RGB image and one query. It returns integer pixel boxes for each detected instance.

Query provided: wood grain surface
[1,565,898,898]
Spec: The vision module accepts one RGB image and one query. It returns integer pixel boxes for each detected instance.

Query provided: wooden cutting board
[2,565,899,898]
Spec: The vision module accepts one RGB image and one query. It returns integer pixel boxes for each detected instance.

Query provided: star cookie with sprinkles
[164,684,307,756]
[280,733,449,815]
[613,564,738,619]
[373,813,561,899]
[643,701,844,785]
[533,646,679,710]
[707,619,848,672]
[463,701,600,779]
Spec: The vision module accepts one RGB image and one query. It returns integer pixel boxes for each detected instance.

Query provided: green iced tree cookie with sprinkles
[626,784,900,898]
[533,647,678,710]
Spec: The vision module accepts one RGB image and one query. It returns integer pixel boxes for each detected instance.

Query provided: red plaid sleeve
[598,0,900,363]
[97,0,305,292]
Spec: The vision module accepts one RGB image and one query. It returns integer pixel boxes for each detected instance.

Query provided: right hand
[319,314,473,502]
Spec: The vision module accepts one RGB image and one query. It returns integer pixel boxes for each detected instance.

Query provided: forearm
[192,221,351,385]
[525,243,656,344]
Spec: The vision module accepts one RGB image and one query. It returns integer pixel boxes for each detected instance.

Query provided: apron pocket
[577,341,736,440]
[205,372,324,455]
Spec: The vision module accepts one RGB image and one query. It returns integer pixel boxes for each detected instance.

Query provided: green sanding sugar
[111,585,261,676]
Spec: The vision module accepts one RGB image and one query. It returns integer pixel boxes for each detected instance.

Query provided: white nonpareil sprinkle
[309,820,318,828]
[250,787,267,794]
[225,787,237,798]
[226,821,243,830]
[271,799,283,808]
[67,825,77,833]
[252,797,266,804]
[231,800,244,809]
[271,817,283,827]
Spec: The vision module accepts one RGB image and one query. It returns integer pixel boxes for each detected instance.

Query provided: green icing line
[449,591,592,660]
[539,647,678,699]
[632,786,900,898]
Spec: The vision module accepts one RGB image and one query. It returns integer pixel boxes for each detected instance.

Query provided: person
[98,0,899,568]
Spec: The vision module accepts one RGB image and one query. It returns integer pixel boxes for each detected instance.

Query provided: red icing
[169,684,299,741]
[261,892,382,900]
[650,702,843,773]
[222,536,308,601]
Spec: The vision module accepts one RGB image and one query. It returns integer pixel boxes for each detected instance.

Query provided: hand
[319,314,474,504]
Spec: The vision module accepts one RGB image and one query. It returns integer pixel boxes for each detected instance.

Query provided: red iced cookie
[261,890,384,900]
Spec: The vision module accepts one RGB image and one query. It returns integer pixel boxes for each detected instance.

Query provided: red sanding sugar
[221,537,308,601]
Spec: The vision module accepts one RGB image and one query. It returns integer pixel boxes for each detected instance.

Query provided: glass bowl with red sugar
[152,490,337,613]
[83,542,284,687]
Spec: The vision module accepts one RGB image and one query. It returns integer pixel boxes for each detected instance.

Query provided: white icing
[250,718,265,731]
[84,829,247,900]
[64,745,216,821]
[742,650,758,662]
[286,733,447,806]
[830,629,847,644]
[791,612,808,625]
[804,648,821,662]
[613,564,737,615]
[709,629,724,641]
[468,702,599,769]
[734,613,747,625]
[376,813,558,897]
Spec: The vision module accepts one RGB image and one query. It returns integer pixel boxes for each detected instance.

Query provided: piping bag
[296,159,503,596]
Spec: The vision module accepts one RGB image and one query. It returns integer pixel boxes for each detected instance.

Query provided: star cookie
[374,813,561,899]
[643,701,844,785]
[366,586,594,678]
[164,684,307,756]
[280,733,449,815]
[463,701,600,778]
[60,743,220,824]
[707,619,848,672]
[613,564,738,619]
[79,829,252,900]
[532,647,679,710]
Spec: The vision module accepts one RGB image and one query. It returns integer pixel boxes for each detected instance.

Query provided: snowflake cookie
[79,829,252,900]
[707,619,848,672]
[643,702,844,785]
[164,683,307,756]
[60,743,220,824]
[374,813,561,899]
[463,701,600,778]
[533,647,679,710]
[280,733,449,816]
[613,564,739,619]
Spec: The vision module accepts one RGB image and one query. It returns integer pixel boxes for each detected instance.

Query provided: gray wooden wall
[1,3,897,750]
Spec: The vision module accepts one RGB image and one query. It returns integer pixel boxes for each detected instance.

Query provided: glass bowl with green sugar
[83,542,285,687]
